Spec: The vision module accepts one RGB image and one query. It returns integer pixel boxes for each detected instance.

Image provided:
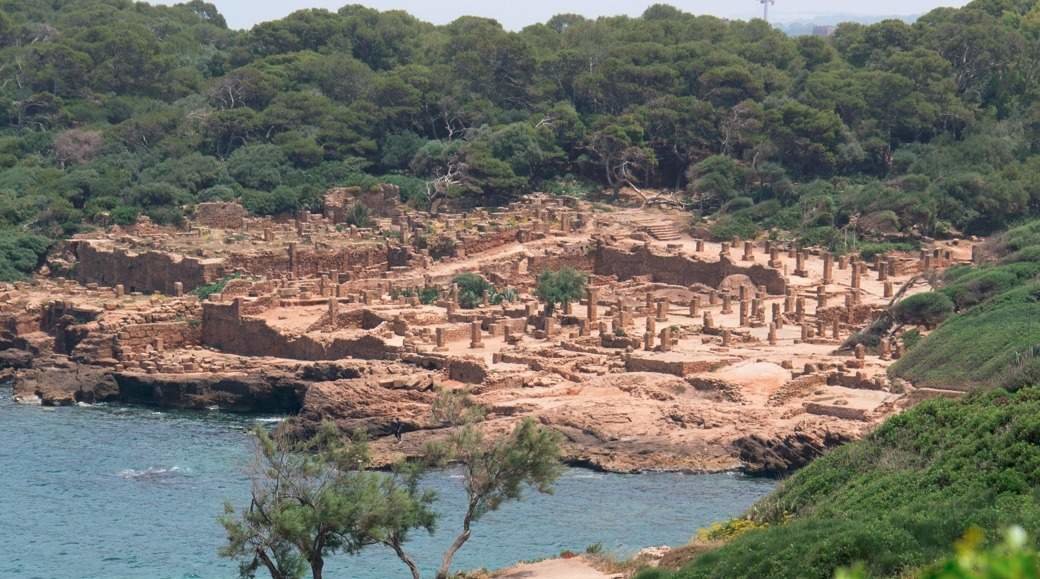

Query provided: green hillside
[642,388,1040,579]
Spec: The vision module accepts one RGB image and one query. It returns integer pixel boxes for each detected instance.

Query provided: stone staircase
[643,222,681,241]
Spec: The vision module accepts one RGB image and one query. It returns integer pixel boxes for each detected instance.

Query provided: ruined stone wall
[224,243,388,279]
[195,202,248,230]
[527,249,596,276]
[73,241,224,294]
[324,185,402,221]
[457,229,520,256]
[202,301,399,360]
[117,322,201,355]
[0,311,42,336]
[594,245,787,294]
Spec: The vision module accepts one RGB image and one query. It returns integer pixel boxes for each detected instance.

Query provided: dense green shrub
[0,230,50,281]
[709,215,759,242]
[535,268,587,315]
[892,293,955,327]
[453,273,493,309]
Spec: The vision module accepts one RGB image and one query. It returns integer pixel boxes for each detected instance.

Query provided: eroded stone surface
[0,191,976,474]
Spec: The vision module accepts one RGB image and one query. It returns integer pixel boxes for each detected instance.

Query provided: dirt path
[494,557,619,579]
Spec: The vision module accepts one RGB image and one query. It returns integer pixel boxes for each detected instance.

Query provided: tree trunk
[388,539,422,579]
[257,548,286,579]
[310,556,324,579]
[436,528,471,579]
[437,506,475,579]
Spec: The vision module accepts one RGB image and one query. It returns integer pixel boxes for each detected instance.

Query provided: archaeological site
[1,185,976,475]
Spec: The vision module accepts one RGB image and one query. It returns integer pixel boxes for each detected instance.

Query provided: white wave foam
[118,466,189,480]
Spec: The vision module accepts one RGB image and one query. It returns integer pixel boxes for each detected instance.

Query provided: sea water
[0,388,775,579]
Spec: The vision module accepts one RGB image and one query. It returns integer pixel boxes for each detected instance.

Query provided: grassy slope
[645,389,1040,579]
[889,281,1040,390]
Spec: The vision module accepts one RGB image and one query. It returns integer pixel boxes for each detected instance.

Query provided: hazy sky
[153,0,970,30]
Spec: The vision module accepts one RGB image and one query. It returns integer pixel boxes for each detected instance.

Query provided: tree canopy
[3,0,1040,277]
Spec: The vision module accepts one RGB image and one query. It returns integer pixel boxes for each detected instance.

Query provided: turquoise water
[0,387,776,579]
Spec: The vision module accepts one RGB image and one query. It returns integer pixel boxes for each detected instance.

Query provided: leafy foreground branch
[219,415,562,579]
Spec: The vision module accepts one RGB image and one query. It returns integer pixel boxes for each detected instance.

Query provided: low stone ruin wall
[117,322,201,355]
[195,202,248,230]
[72,241,223,295]
[202,301,400,361]
[230,243,388,279]
[594,245,787,294]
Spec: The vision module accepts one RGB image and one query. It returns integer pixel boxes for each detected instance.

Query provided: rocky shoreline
[4,352,865,476]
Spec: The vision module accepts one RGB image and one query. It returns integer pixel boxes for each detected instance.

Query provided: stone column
[470,321,483,349]
[646,316,657,336]
[772,303,783,329]
[823,252,834,284]
[721,329,731,347]
[832,318,840,339]
[656,300,669,322]
[115,284,124,298]
[328,297,338,325]
[768,323,777,345]
[709,290,718,306]
[851,263,861,290]
[855,343,866,361]
[769,247,782,268]
[703,311,715,330]
[173,282,184,297]
[784,290,794,314]
[587,288,599,323]
[695,239,705,253]
[883,281,893,298]
[742,241,754,261]
[880,338,891,360]
[794,251,808,277]
[878,261,888,282]
[644,331,655,351]
[689,296,700,317]
[719,243,730,259]
[660,327,672,352]
[800,324,809,341]
[288,242,298,277]
[722,293,733,314]
[544,317,556,338]
[739,300,749,327]
[816,286,827,310]
[838,255,848,270]
[435,328,448,351]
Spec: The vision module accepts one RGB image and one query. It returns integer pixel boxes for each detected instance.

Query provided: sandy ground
[495,557,619,579]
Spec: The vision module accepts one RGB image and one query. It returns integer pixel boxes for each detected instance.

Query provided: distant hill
[775,13,919,35]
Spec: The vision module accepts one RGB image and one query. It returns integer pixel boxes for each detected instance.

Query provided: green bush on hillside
[892,292,955,328]
[890,282,1040,390]
[0,230,50,281]
[644,389,1040,579]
